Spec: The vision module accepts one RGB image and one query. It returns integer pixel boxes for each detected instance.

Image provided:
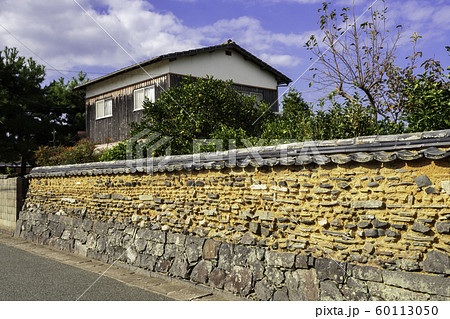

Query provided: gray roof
[28,129,450,178]
[74,40,292,90]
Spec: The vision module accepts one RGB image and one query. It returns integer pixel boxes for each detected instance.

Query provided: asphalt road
[0,243,172,301]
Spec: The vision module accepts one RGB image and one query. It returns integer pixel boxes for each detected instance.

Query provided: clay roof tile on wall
[29,129,450,177]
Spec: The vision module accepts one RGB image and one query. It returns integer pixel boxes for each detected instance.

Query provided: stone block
[82,219,93,232]
[96,237,106,253]
[169,255,190,279]
[74,228,88,244]
[202,239,221,260]
[209,268,227,289]
[126,247,138,264]
[337,182,350,189]
[232,245,251,266]
[295,254,309,269]
[320,281,345,301]
[373,219,389,228]
[139,195,153,201]
[149,243,165,257]
[240,232,256,245]
[441,181,450,195]
[186,243,202,263]
[273,289,289,301]
[224,266,253,296]
[97,194,111,199]
[167,232,186,245]
[383,270,450,297]
[164,244,183,259]
[71,238,87,256]
[54,223,65,238]
[250,260,265,281]
[85,233,97,250]
[255,211,275,221]
[357,221,371,229]
[351,265,383,282]
[400,259,420,271]
[251,184,267,190]
[340,285,369,301]
[364,229,379,237]
[414,175,432,188]
[411,222,430,234]
[285,269,319,301]
[316,258,346,283]
[249,222,261,235]
[367,281,429,301]
[423,250,450,275]
[111,193,124,200]
[190,260,213,284]
[351,200,384,209]
[435,222,450,234]
[193,227,210,237]
[386,229,401,237]
[139,254,157,271]
[148,230,166,243]
[266,267,284,285]
[266,250,295,268]
[154,258,171,273]
[134,238,147,252]
[254,278,274,301]
[218,242,234,272]
[93,221,109,236]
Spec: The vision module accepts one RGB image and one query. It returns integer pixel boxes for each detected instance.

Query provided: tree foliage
[0,47,89,174]
[131,76,270,155]
[45,71,88,145]
[306,1,404,121]
[0,47,49,173]
[306,1,449,131]
[261,89,376,142]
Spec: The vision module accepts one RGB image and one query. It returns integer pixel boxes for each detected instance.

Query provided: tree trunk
[21,156,27,177]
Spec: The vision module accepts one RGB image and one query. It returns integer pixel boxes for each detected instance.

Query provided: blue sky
[0,0,449,105]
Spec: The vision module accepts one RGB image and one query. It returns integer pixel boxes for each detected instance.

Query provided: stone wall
[16,210,450,300]
[15,130,450,300]
[0,176,25,233]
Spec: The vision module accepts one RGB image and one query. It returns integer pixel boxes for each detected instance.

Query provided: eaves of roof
[74,41,293,91]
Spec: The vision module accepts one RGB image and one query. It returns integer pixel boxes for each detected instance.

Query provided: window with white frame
[95,98,112,119]
[134,85,155,111]
[239,91,263,105]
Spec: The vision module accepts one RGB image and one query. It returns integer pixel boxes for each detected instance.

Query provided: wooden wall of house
[86,75,169,143]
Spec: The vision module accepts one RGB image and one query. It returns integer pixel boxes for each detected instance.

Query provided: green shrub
[99,142,127,162]
[34,139,99,166]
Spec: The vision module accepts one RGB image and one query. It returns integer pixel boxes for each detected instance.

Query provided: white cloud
[0,0,202,75]
[260,53,302,67]
[197,16,310,63]
[0,0,308,79]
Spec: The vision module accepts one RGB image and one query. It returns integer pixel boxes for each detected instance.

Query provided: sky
[0,0,449,105]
